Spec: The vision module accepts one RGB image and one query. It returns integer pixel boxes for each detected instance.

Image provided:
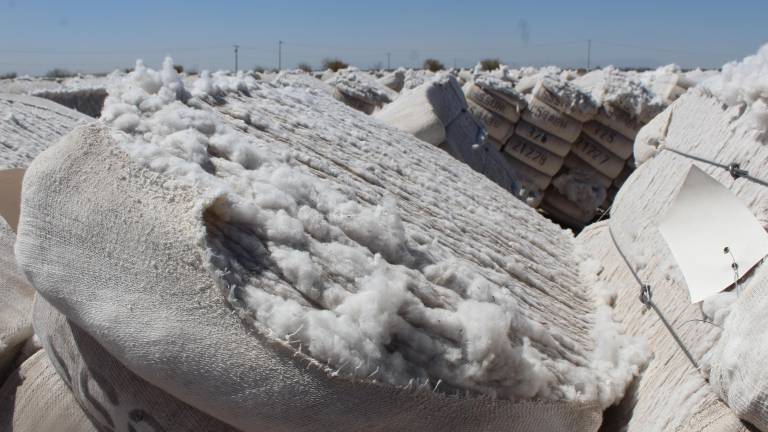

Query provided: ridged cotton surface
[0,93,87,169]
[14,59,646,431]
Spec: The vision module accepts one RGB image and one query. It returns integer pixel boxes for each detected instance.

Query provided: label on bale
[571,134,624,179]
[466,84,520,124]
[582,121,633,160]
[467,101,514,143]
[503,135,564,176]
[660,166,768,303]
[522,97,582,143]
[514,120,571,157]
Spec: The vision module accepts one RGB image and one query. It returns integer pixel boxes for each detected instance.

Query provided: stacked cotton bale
[273,70,336,96]
[0,93,86,370]
[514,75,600,226]
[0,73,108,96]
[10,58,650,431]
[373,75,461,146]
[462,76,560,206]
[0,89,101,430]
[571,115,637,215]
[402,69,435,91]
[456,69,473,85]
[554,68,666,227]
[683,68,719,87]
[328,68,397,114]
[1,93,87,170]
[0,77,60,95]
[577,54,768,427]
[513,66,563,94]
[378,68,405,92]
[377,74,550,207]
[464,77,523,146]
[639,65,697,105]
[1,218,100,432]
[449,66,673,228]
[0,73,111,118]
[0,215,34,383]
[32,88,107,117]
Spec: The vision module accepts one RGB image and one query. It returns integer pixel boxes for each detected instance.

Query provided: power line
[0,38,747,74]
[591,41,735,57]
[278,39,585,55]
[233,44,239,72]
[0,39,743,59]
[237,45,277,53]
[283,41,404,52]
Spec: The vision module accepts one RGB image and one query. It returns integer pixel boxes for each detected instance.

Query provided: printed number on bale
[509,139,548,166]
[534,107,566,129]
[525,124,548,144]
[576,138,610,165]
[588,123,615,144]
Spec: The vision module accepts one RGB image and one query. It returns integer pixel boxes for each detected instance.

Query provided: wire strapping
[724,246,742,296]
[662,147,768,187]
[596,203,612,223]
[596,145,768,373]
[607,225,700,370]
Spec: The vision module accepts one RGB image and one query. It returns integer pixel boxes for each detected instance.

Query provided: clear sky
[1,0,767,75]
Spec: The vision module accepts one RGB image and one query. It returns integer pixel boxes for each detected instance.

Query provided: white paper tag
[659,166,768,303]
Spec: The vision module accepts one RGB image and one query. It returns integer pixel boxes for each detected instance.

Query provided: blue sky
[1,0,767,75]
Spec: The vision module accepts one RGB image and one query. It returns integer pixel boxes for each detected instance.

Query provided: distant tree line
[45,68,76,78]
[13,55,692,79]
[322,58,348,72]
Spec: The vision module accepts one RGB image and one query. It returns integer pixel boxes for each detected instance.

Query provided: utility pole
[587,39,591,70]
[233,44,239,72]
[278,40,283,70]
[387,52,391,70]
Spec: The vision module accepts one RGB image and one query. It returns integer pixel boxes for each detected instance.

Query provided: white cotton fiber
[329,68,397,105]
[573,66,664,122]
[97,57,647,407]
[702,44,768,108]
[700,43,768,135]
